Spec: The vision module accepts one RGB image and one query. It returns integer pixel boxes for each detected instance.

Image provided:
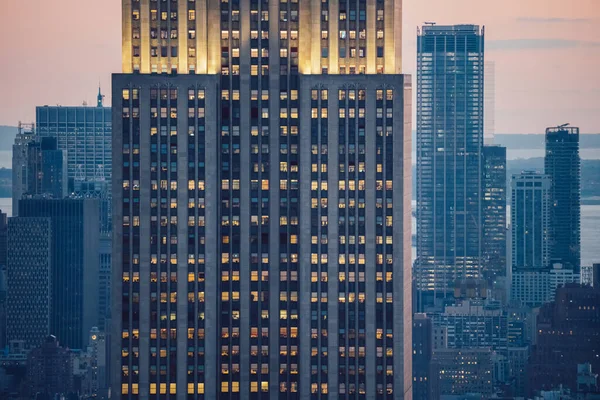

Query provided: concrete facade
[113,1,412,398]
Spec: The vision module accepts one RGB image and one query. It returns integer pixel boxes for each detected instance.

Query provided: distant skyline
[1,0,599,133]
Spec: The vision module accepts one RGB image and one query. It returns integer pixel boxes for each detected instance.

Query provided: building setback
[545,125,581,272]
[18,198,99,350]
[415,25,485,309]
[112,0,412,398]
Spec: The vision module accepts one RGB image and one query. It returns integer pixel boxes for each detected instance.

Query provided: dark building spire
[97,84,103,107]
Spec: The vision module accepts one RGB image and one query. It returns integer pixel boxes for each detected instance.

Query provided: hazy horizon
[1,0,599,133]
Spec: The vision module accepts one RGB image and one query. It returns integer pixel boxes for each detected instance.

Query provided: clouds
[487,38,600,51]
[516,17,594,24]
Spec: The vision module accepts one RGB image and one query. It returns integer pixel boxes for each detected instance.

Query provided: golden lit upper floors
[122,0,402,75]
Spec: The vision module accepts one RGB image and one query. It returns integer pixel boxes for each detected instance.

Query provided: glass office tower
[113,0,412,399]
[545,125,580,272]
[415,25,484,309]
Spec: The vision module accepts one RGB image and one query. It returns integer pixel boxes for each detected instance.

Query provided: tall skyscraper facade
[545,125,580,272]
[482,145,506,283]
[415,25,485,307]
[511,172,551,270]
[36,101,112,194]
[484,60,495,143]
[18,198,100,349]
[113,0,412,398]
[6,217,53,349]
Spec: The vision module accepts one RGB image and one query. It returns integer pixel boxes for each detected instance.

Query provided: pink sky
[1,0,599,133]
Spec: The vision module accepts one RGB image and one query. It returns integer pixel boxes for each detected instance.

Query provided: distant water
[411,148,600,164]
[508,148,600,161]
[582,205,600,267]
[0,151,11,169]
[0,198,11,217]
[411,201,600,267]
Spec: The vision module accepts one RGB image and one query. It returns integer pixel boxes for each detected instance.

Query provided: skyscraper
[113,0,412,398]
[415,25,485,308]
[482,145,506,283]
[11,122,36,216]
[511,172,551,270]
[36,100,112,194]
[18,198,100,349]
[508,172,578,307]
[25,335,75,398]
[545,125,580,272]
[484,61,495,143]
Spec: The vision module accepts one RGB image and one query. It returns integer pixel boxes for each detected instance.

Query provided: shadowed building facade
[17,198,100,350]
[545,125,580,273]
[113,0,412,399]
[482,145,506,284]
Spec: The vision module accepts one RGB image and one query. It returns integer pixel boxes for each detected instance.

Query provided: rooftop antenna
[558,123,570,128]
[424,21,436,26]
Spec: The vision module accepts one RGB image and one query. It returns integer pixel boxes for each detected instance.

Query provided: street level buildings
[482,145,507,284]
[528,283,600,396]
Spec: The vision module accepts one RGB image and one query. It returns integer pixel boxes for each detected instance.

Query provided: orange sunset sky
[0,0,599,133]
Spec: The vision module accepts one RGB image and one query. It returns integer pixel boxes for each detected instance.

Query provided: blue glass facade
[545,126,580,272]
[482,145,507,283]
[415,25,485,308]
